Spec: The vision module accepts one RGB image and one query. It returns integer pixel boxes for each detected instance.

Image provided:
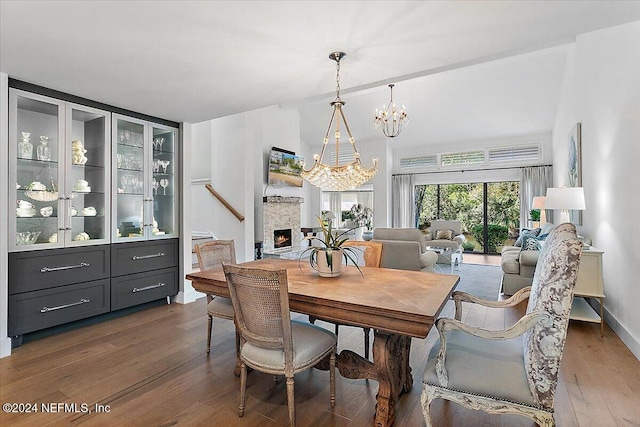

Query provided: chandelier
[301,52,378,191]
[374,84,408,138]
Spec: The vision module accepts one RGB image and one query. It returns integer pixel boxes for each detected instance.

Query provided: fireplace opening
[274,229,292,249]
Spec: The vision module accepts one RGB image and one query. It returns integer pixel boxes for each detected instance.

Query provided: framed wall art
[568,122,582,224]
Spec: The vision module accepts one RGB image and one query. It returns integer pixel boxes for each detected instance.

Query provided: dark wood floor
[1,294,639,426]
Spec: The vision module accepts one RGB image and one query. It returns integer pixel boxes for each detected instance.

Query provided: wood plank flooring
[1,295,639,426]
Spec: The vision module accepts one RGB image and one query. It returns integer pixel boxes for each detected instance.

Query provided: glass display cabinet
[8,89,110,251]
[112,114,178,241]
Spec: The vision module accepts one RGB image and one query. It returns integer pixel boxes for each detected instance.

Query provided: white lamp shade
[545,187,586,210]
[531,196,546,209]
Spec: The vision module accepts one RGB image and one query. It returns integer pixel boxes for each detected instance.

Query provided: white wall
[190,106,306,261]
[552,21,640,359]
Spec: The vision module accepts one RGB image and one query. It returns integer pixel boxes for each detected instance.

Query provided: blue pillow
[521,235,542,251]
[515,228,541,247]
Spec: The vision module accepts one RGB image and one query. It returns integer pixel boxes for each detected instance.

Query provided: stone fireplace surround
[262,196,303,251]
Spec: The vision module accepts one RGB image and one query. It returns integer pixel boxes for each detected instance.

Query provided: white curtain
[392,174,415,228]
[329,192,341,228]
[520,166,553,229]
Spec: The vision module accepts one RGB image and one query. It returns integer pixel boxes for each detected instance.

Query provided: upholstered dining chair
[223,264,337,427]
[341,240,383,359]
[421,223,583,427]
[194,240,236,354]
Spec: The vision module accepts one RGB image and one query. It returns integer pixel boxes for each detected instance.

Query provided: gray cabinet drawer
[111,268,178,310]
[111,240,178,276]
[9,246,110,294]
[8,279,110,336]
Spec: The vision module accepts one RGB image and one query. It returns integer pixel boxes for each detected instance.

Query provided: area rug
[435,262,503,301]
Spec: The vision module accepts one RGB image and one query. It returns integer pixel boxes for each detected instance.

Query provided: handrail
[205,183,245,222]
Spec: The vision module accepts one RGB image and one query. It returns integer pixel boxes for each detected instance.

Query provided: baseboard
[175,280,204,304]
[0,336,12,358]
[589,298,640,361]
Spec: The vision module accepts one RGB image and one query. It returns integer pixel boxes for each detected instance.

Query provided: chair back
[342,241,383,267]
[523,223,583,409]
[430,220,462,236]
[223,264,294,365]
[195,240,236,271]
[373,228,427,253]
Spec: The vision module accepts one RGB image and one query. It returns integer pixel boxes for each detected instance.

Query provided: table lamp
[531,196,547,225]
[545,187,585,224]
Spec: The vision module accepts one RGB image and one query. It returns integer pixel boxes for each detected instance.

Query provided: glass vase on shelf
[18,132,33,159]
[37,135,52,161]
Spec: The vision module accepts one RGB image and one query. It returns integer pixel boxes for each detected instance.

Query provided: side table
[427,246,463,274]
[570,247,605,336]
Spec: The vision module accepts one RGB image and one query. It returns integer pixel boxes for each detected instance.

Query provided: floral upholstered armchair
[421,223,583,427]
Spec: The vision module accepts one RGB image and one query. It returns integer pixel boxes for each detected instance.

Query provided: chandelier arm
[337,106,358,154]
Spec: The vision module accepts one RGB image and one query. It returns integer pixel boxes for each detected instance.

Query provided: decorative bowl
[16,231,41,246]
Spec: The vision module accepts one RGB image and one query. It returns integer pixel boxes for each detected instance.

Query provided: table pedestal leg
[332,331,413,427]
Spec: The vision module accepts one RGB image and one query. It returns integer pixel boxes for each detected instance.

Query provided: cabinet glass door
[65,103,110,246]
[113,116,147,241]
[10,90,65,251]
[151,125,178,239]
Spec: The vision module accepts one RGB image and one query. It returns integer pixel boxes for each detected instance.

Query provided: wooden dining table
[186,258,459,427]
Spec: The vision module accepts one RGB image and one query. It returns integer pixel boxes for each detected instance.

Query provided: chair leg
[363,327,370,359]
[334,324,339,336]
[206,315,213,354]
[330,347,336,408]
[286,375,295,427]
[239,362,247,417]
[309,315,316,324]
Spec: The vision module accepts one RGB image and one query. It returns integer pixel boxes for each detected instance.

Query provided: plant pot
[314,248,343,277]
[362,231,373,241]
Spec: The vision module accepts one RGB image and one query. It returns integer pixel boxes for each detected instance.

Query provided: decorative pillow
[435,229,454,240]
[515,228,541,247]
[521,234,541,251]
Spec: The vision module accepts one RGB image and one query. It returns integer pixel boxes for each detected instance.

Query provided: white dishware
[74,232,90,241]
[40,206,53,217]
[49,233,58,243]
[27,181,47,191]
[82,206,97,216]
[70,206,78,216]
[17,200,34,209]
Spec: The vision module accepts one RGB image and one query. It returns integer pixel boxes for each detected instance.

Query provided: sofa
[424,220,466,264]
[500,222,555,295]
[372,228,438,272]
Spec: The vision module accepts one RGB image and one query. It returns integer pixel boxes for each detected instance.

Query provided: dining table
[186,258,459,427]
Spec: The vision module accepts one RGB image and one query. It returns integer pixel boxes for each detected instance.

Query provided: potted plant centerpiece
[300,216,363,278]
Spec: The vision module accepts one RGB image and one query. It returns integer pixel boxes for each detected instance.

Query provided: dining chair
[194,240,237,354]
[421,223,583,427]
[223,263,337,427]
[309,240,383,359]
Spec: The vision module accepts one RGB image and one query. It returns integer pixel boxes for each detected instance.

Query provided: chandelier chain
[335,56,341,100]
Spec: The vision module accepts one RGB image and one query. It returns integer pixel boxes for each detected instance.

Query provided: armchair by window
[421,223,583,427]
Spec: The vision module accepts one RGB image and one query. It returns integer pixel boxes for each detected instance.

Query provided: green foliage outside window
[471,224,509,253]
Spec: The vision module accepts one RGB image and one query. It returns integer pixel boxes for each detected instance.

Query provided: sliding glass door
[416,181,519,254]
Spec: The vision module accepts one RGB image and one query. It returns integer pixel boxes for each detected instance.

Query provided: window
[416,181,519,254]
[440,151,485,166]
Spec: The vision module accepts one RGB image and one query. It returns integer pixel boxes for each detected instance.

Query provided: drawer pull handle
[132,252,165,260]
[41,298,90,313]
[132,283,165,293]
[40,262,90,273]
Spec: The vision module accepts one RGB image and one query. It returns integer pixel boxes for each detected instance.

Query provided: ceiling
[2,1,640,149]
